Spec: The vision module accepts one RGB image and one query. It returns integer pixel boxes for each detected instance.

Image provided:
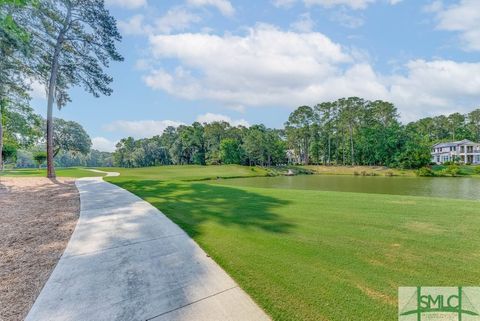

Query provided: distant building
[286,149,300,164]
[431,139,480,164]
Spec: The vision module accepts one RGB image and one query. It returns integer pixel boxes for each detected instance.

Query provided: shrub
[33,152,47,169]
[474,166,480,175]
[416,167,435,177]
[445,164,461,177]
[385,171,395,177]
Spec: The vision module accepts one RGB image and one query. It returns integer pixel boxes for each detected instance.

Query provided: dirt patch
[355,283,396,306]
[0,177,79,321]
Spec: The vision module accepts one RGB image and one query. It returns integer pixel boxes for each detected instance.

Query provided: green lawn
[96,164,268,181]
[107,170,480,321]
[0,167,105,178]
[431,164,480,176]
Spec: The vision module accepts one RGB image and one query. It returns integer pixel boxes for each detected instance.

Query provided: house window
[467,146,473,153]
[437,156,440,163]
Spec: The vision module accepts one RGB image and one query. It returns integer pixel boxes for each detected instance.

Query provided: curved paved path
[26,176,271,321]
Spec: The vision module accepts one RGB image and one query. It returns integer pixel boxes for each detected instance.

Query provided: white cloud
[143,24,480,122]
[154,7,202,34]
[105,0,146,9]
[272,0,298,8]
[388,59,480,121]
[304,0,375,10]
[196,113,250,126]
[118,8,201,36]
[29,79,46,99]
[423,0,443,13]
[432,0,480,51]
[145,24,357,107]
[118,14,146,36]
[187,0,235,16]
[92,137,117,152]
[290,13,316,32]
[330,9,364,28]
[104,120,184,138]
[273,0,402,9]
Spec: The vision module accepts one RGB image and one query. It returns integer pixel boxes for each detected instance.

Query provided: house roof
[432,139,479,148]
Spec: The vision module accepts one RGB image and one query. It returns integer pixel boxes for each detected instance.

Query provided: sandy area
[0,177,79,321]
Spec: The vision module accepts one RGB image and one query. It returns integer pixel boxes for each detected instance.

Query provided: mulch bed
[0,177,79,321]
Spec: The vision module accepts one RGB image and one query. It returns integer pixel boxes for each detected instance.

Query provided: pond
[212,175,480,200]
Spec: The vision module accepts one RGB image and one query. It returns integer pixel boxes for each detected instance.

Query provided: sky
[29,0,480,152]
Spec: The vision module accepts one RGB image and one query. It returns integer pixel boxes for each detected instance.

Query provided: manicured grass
[96,165,268,181]
[107,172,480,321]
[0,167,105,178]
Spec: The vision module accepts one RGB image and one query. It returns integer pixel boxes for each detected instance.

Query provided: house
[286,149,300,164]
[431,139,480,164]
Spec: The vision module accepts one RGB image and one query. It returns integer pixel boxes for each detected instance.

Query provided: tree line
[113,97,480,169]
[114,123,286,168]
[284,98,480,168]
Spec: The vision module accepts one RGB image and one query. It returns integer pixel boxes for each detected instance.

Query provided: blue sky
[29,0,480,151]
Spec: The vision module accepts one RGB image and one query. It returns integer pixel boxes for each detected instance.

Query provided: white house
[431,139,480,164]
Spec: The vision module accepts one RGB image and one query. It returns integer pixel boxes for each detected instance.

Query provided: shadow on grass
[113,179,294,237]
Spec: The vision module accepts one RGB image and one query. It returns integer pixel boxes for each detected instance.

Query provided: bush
[474,166,480,175]
[385,170,395,177]
[445,164,461,176]
[416,167,435,177]
[33,151,47,169]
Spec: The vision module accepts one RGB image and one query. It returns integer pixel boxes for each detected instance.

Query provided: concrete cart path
[25,176,271,321]
[86,168,120,176]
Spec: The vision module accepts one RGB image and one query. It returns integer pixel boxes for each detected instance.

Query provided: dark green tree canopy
[50,117,91,156]
[31,0,124,107]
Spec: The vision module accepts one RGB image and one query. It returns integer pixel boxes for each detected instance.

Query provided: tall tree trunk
[349,125,354,166]
[327,136,331,165]
[304,138,309,165]
[46,4,72,178]
[0,100,3,171]
[46,33,68,178]
[46,56,59,178]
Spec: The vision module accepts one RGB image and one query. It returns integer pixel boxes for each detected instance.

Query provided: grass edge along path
[105,173,480,321]
[0,167,105,178]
